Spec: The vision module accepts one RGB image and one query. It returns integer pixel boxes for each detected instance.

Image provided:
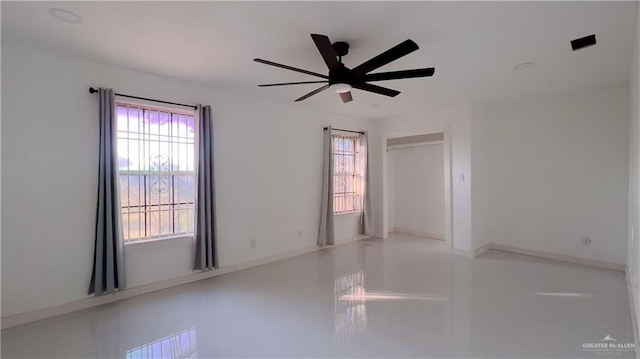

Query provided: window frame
[115,100,198,244]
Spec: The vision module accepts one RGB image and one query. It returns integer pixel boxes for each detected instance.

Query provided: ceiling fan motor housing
[329,66,352,86]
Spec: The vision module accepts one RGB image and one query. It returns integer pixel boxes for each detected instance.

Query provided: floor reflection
[125,328,197,359]
[533,292,596,297]
[339,291,448,301]
[334,270,367,343]
[1,234,632,358]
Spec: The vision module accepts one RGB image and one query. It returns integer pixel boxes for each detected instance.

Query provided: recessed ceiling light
[513,62,534,71]
[48,8,82,24]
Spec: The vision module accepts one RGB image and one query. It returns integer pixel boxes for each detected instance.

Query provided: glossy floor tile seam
[1,233,635,358]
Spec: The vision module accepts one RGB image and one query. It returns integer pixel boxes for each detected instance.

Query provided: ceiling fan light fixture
[330,83,352,93]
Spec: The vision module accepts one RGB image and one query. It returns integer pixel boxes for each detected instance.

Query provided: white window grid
[116,102,196,242]
[332,134,363,214]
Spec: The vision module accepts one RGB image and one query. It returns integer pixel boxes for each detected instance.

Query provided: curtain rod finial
[89,87,98,94]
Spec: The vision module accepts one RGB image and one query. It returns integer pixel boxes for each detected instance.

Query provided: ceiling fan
[254,34,435,103]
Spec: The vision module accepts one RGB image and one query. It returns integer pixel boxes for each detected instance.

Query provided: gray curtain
[360,132,374,235]
[318,127,335,246]
[89,88,126,296]
[194,105,218,270]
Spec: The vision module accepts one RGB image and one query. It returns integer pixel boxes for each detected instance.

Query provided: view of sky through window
[116,104,196,242]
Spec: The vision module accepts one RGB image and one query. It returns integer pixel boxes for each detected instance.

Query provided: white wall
[371,105,473,252]
[0,39,370,317]
[390,144,445,239]
[470,105,491,250]
[388,152,395,229]
[480,86,629,265]
[628,3,640,337]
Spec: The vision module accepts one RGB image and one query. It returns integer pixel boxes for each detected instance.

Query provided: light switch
[459,174,465,181]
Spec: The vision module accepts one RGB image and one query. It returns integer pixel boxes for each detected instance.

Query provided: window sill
[334,211,362,218]
[124,234,194,246]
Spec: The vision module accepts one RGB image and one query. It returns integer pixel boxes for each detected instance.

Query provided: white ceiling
[2,1,638,119]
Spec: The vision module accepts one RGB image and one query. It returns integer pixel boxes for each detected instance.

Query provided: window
[333,134,363,214]
[116,103,196,242]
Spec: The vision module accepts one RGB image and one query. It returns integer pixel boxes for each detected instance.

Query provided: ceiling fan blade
[295,84,330,102]
[363,68,435,82]
[254,58,328,79]
[311,34,341,71]
[258,80,328,87]
[340,91,353,103]
[352,40,419,75]
[352,82,400,97]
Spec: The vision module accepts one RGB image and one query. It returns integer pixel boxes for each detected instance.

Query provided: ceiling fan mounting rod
[332,41,349,59]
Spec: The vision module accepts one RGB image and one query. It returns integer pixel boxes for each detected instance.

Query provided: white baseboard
[472,243,492,257]
[448,248,473,257]
[1,235,371,330]
[487,243,625,272]
[336,234,370,245]
[391,227,445,241]
[626,267,640,359]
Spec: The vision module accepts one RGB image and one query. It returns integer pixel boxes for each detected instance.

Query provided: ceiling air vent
[571,34,596,51]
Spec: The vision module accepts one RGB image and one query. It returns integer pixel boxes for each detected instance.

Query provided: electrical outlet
[297,230,303,239]
[250,239,257,248]
[581,236,591,246]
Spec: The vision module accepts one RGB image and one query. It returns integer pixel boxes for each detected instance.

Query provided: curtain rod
[89,87,197,110]
[323,127,364,134]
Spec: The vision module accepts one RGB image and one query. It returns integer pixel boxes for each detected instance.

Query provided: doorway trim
[381,125,453,248]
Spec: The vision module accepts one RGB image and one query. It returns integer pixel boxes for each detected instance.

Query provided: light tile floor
[1,233,635,358]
